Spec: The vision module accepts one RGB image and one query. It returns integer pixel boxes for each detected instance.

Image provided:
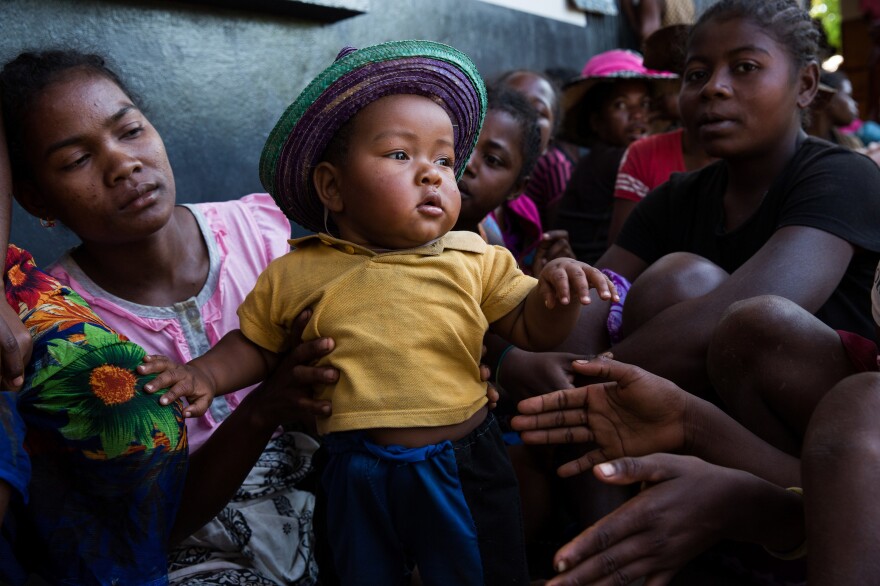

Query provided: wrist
[726,471,805,554]
[494,345,517,389]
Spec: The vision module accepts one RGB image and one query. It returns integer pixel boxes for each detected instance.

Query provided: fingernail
[556,560,568,573]
[159,396,167,405]
[184,411,191,418]
[144,384,152,391]
[597,463,615,477]
[574,359,589,364]
[12,376,23,387]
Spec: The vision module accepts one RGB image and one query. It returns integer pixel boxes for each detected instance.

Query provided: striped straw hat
[260,40,487,232]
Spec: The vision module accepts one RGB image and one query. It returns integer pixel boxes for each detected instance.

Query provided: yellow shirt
[238,230,537,434]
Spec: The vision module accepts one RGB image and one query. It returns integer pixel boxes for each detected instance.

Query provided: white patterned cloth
[168,431,320,586]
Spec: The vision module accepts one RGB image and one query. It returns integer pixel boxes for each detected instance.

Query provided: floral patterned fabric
[1,245,188,585]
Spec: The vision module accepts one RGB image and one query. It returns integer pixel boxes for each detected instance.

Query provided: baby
[147,41,616,585]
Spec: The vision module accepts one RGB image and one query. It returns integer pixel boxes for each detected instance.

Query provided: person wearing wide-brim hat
[558,49,678,147]
[605,25,718,247]
[165,39,617,585]
[554,49,677,263]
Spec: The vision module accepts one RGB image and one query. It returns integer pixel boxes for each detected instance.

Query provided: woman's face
[679,16,817,160]
[590,80,651,147]
[16,70,176,245]
[503,71,557,153]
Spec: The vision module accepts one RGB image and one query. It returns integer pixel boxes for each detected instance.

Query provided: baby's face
[330,94,460,249]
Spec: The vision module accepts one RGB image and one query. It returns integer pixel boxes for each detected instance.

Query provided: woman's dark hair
[495,69,563,136]
[486,84,542,184]
[692,0,820,70]
[0,49,138,179]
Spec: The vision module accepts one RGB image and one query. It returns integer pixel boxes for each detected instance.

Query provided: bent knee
[712,295,805,351]
[804,373,880,464]
[634,252,728,299]
[624,254,727,333]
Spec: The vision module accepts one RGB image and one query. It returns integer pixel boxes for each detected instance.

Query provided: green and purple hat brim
[260,40,487,232]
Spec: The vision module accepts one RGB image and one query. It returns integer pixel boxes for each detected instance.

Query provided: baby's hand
[138,355,216,419]
[537,258,619,310]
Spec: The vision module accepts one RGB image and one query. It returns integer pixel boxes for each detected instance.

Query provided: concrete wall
[2,0,714,263]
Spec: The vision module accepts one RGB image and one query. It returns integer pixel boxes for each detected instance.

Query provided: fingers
[287,336,335,371]
[293,395,333,417]
[557,448,609,478]
[582,264,619,303]
[548,502,661,585]
[289,307,313,346]
[139,356,182,394]
[539,260,620,307]
[181,392,211,418]
[515,385,589,415]
[517,425,594,447]
[485,383,500,410]
[645,571,677,586]
[593,454,683,486]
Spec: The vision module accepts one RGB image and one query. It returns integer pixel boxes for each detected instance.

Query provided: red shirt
[614,128,686,202]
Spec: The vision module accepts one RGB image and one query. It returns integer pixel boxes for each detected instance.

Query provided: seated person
[554,50,676,262]
[2,244,187,584]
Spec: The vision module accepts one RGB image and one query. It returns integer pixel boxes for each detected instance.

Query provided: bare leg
[708,295,855,455]
[554,298,612,355]
[621,252,728,338]
[802,372,880,583]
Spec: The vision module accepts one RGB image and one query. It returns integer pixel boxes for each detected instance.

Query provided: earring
[39,217,56,228]
[323,206,331,234]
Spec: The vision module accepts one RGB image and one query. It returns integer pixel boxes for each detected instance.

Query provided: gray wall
[1,0,712,263]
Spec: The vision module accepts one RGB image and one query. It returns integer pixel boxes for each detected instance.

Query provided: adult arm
[596,226,853,391]
[0,104,31,390]
[607,199,638,247]
[634,0,663,43]
[170,309,336,543]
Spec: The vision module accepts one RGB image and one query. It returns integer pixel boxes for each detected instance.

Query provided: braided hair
[692,0,820,70]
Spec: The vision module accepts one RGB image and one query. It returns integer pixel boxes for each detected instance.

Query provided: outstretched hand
[537,258,619,309]
[511,357,690,476]
[545,453,739,586]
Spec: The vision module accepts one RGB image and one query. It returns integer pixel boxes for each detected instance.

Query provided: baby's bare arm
[492,259,617,351]
[191,329,278,393]
[140,330,277,417]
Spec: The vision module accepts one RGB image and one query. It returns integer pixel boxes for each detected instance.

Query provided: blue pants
[321,414,529,585]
